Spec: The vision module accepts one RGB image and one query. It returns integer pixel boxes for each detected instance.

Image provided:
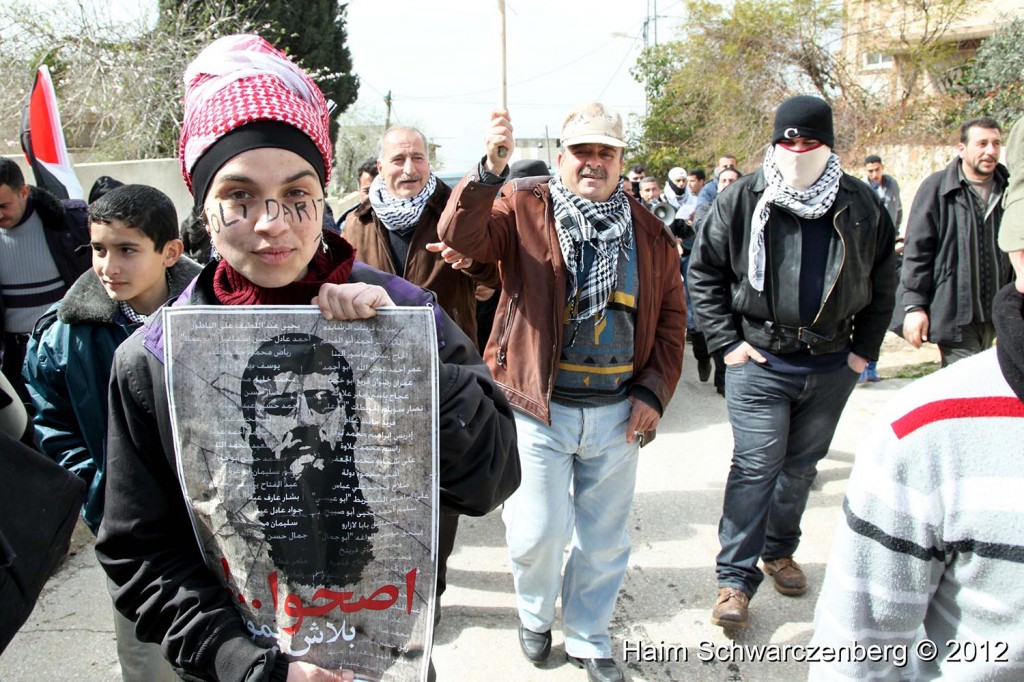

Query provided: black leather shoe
[566,654,624,682]
[518,624,551,665]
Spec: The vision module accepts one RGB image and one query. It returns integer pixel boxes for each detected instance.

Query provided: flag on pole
[20,65,84,201]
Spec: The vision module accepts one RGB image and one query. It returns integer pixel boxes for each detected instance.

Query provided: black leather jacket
[689,168,897,360]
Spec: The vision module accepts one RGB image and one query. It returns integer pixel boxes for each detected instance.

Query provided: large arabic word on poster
[164,306,438,682]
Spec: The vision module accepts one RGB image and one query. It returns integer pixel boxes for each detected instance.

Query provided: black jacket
[95,255,520,682]
[0,187,90,354]
[900,158,1010,345]
[689,168,897,360]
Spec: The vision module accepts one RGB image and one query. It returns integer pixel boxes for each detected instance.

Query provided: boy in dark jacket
[24,183,199,681]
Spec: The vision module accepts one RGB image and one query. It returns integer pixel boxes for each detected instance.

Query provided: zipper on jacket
[810,205,848,327]
[496,292,519,367]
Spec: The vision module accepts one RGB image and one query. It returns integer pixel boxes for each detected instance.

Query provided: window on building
[863,52,894,69]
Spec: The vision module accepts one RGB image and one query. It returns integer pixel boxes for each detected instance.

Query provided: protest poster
[164,306,438,681]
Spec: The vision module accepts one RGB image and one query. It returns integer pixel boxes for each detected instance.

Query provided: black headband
[190,121,326,214]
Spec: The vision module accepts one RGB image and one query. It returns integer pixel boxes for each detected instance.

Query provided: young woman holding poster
[95,34,519,682]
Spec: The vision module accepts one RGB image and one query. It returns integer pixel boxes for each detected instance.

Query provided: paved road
[0,352,912,681]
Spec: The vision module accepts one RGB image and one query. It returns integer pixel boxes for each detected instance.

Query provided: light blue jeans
[503,399,639,659]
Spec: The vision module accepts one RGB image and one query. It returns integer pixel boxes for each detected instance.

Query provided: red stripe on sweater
[892,397,1024,439]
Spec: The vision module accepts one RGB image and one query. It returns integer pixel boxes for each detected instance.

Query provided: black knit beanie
[771,95,834,148]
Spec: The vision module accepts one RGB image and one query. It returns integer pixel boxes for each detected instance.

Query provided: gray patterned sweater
[809,349,1024,681]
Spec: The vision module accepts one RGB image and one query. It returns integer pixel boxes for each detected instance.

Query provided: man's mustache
[579,168,607,180]
[398,173,422,183]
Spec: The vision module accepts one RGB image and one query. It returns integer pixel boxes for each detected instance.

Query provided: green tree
[0,1,259,160]
[159,0,359,128]
[630,0,847,178]
[630,0,979,173]
[958,16,1024,126]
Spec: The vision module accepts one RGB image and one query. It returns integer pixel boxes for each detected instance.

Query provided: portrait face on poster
[164,306,439,681]
[241,333,377,588]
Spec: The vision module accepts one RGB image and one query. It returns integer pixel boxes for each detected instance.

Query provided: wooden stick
[498,0,508,158]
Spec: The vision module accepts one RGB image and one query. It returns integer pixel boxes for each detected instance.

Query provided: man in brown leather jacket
[438,102,685,682]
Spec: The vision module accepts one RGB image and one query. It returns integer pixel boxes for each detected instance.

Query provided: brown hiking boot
[711,587,749,629]
[762,556,807,595]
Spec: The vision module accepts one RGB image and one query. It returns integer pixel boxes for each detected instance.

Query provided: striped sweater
[809,349,1024,681]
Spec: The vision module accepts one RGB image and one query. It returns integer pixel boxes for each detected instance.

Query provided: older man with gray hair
[439,102,685,682]
[340,125,498,626]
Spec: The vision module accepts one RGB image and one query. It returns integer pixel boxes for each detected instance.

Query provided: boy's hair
[88,184,179,251]
[0,158,26,190]
[689,168,707,182]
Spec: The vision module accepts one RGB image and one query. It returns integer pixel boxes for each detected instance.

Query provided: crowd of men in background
[1,73,1021,682]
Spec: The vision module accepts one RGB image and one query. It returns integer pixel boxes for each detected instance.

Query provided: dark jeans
[436,512,460,598]
[716,360,858,597]
[690,330,711,362]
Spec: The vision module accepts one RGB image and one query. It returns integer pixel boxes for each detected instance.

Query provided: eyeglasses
[261,389,340,417]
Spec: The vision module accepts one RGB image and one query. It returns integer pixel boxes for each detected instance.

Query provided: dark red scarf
[212,233,356,306]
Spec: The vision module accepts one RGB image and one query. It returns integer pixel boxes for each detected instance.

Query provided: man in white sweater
[808,117,1024,681]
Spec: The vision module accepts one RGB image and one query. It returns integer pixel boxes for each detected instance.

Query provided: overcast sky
[49,0,687,172]
[344,0,687,171]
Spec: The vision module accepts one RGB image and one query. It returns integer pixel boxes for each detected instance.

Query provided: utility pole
[384,90,392,130]
[653,0,658,46]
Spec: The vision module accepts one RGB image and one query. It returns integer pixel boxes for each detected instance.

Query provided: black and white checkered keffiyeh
[368,171,437,235]
[749,144,842,291]
[549,176,633,322]
[118,301,147,325]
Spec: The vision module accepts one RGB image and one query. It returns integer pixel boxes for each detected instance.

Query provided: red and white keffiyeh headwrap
[178,34,334,195]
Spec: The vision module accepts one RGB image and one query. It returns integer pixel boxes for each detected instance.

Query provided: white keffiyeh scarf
[368,171,437,235]
[748,144,843,291]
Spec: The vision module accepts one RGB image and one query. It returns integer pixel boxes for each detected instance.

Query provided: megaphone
[650,201,675,226]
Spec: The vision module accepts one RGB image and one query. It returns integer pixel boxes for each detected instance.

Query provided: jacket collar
[526,180,673,245]
[58,257,203,325]
[747,166,862,207]
[938,156,1010,197]
[26,186,66,230]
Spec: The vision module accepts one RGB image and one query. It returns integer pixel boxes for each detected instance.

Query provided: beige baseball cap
[560,102,626,148]
[999,117,1024,252]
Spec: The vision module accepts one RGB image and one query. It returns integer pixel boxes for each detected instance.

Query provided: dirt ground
[875,331,942,379]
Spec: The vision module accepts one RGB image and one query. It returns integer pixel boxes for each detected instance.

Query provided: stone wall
[845,144,956,234]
